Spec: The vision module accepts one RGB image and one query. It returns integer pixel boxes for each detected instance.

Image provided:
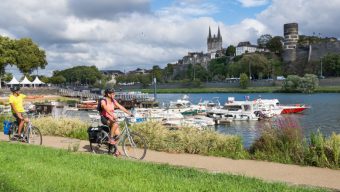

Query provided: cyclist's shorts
[100,115,117,126]
[13,112,27,122]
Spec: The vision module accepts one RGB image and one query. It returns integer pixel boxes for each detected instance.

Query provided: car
[276,76,286,80]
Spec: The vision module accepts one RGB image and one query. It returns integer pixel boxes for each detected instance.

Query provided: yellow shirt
[8,94,26,113]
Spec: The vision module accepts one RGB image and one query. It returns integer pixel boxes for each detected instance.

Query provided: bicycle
[8,118,42,145]
[88,116,147,160]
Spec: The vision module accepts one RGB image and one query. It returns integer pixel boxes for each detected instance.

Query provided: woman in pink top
[100,88,132,150]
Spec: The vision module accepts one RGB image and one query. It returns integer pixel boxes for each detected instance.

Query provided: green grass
[0,142,328,192]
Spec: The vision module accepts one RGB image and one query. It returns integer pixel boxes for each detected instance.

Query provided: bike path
[1,133,340,191]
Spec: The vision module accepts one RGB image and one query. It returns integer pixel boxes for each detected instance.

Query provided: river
[156,93,340,147]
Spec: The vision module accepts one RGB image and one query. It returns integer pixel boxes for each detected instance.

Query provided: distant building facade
[236,41,264,56]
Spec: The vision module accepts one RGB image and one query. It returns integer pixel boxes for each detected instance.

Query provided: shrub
[239,73,249,89]
[282,75,301,92]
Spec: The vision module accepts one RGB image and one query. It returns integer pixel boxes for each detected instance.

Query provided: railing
[59,89,100,100]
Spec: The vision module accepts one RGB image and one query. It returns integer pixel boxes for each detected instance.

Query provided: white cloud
[237,0,269,7]
[1,0,340,77]
[256,0,340,38]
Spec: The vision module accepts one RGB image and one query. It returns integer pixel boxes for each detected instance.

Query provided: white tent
[20,76,32,86]
[6,77,20,85]
[32,76,45,84]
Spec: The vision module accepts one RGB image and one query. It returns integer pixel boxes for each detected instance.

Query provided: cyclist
[8,86,35,139]
[100,88,133,155]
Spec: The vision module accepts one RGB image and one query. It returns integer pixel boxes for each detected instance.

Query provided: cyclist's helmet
[10,86,20,92]
[104,88,115,96]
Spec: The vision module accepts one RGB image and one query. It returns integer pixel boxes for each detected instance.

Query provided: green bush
[239,73,249,89]
[282,74,319,93]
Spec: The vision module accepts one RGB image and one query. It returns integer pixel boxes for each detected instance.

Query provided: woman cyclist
[100,88,132,155]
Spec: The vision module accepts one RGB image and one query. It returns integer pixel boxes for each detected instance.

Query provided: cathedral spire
[208,26,212,39]
[217,26,221,39]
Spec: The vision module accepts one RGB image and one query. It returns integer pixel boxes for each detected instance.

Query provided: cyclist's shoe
[114,150,122,157]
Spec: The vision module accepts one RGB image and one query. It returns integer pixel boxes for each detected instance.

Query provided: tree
[299,74,319,93]
[266,36,284,54]
[14,38,47,74]
[151,65,163,83]
[323,53,340,77]
[49,75,66,85]
[0,36,17,87]
[257,34,272,48]
[239,73,249,89]
[52,66,102,85]
[226,45,236,56]
[208,57,228,79]
[282,74,319,93]
[282,75,300,92]
[228,53,270,79]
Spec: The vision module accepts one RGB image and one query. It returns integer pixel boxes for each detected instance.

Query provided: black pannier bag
[87,127,101,143]
[87,125,110,143]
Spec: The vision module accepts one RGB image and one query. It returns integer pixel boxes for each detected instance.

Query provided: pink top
[100,98,118,119]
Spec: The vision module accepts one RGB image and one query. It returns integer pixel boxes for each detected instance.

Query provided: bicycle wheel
[122,132,147,160]
[8,123,18,141]
[27,126,42,145]
[90,130,110,154]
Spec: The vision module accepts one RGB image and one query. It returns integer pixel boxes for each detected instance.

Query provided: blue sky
[151,0,270,25]
[1,0,339,78]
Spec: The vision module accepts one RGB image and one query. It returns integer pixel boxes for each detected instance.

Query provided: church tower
[207,26,222,53]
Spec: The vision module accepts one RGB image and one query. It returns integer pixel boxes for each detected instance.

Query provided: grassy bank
[141,86,281,93]
[0,142,328,192]
[140,86,340,93]
[2,116,339,169]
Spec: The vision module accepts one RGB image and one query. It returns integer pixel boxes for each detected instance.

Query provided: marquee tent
[6,77,20,85]
[20,76,32,86]
[32,76,45,85]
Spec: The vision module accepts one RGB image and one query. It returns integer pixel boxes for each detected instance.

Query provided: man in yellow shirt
[8,86,30,138]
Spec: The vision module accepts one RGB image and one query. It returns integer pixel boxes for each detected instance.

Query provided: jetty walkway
[1,133,340,191]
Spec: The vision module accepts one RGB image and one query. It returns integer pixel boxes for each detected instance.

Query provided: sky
[1,0,340,78]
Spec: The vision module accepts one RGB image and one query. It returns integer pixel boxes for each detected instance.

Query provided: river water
[156,93,340,147]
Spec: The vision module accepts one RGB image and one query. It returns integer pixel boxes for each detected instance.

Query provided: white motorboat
[207,97,259,121]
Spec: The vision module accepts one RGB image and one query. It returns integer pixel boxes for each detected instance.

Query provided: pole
[153,77,157,101]
[248,61,251,80]
[193,64,196,81]
[320,57,323,77]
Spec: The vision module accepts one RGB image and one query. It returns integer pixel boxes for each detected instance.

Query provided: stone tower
[283,23,299,63]
[207,26,222,53]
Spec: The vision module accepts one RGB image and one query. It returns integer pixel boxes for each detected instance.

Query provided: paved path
[1,133,340,191]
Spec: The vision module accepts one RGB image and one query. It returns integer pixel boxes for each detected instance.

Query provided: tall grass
[131,121,248,159]
[31,116,89,140]
[249,116,340,168]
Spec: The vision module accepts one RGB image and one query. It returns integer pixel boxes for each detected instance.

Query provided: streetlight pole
[193,54,197,81]
[248,61,251,80]
[320,57,323,77]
